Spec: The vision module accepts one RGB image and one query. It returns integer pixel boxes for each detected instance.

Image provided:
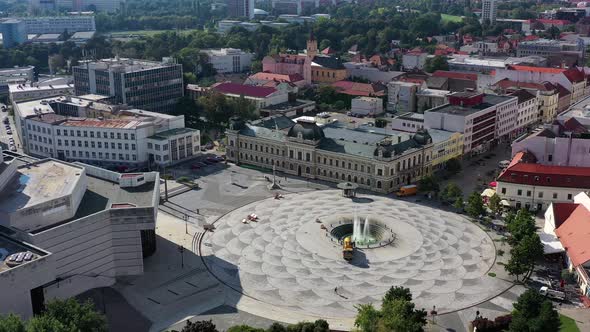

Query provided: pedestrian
[334,287,337,293]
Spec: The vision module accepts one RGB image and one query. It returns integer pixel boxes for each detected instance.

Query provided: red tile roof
[498,153,590,189]
[564,67,585,83]
[556,204,590,266]
[552,203,579,229]
[331,80,386,97]
[433,70,477,81]
[322,47,336,55]
[494,78,557,92]
[528,19,571,25]
[507,65,566,74]
[213,82,277,98]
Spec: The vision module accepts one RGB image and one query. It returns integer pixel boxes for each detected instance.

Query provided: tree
[383,286,413,302]
[424,55,449,73]
[267,323,287,332]
[509,290,560,332]
[465,191,485,218]
[354,304,380,332]
[227,325,265,332]
[453,197,464,211]
[0,314,25,332]
[445,157,461,175]
[417,175,439,193]
[489,193,502,215]
[507,209,536,244]
[440,182,462,203]
[178,320,218,332]
[505,233,543,281]
[316,86,338,104]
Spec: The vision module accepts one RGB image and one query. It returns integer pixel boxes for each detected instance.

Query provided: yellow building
[306,36,348,83]
[429,129,464,170]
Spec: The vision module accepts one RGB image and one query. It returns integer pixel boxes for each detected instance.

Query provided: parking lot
[0,104,19,153]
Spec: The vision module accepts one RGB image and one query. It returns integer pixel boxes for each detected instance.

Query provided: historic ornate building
[226,116,434,193]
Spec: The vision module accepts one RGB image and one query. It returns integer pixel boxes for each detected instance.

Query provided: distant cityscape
[1,0,590,331]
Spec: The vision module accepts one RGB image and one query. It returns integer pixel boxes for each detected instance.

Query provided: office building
[29,0,124,12]
[481,0,498,24]
[226,116,434,194]
[13,95,200,167]
[0,148,158,318]
[201,48,254,74]
[9,83,74,103]
[387,81,419,112]
[516,39,583,62]
[226,0,255,19]
[0,67,34,97]
[73,58,184,113]
[424,92,518,154]
[21,16,96,34]
[0,19,27,49]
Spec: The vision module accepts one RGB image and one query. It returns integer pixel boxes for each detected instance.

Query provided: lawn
[560,315,580,332]
[441,14,463,23]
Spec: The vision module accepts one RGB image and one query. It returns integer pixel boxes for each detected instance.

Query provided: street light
[178,245,185,268]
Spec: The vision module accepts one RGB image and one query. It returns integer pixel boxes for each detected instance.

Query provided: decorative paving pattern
[201,191,500,319]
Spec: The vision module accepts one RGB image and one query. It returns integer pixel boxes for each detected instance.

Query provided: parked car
[191,164,201,170]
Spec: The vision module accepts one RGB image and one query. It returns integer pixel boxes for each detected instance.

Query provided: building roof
[498,153,590,189]
[147,127,197,141]
[507,65,566,74]
[248,72,305,83]
[552,202,580,229]
[494,78,557,92]
[432,71,477,81]
[311,55,345,69]
[287,119,325,140]
[556,204,590,266]
[563,67,586,83]
[213,82,277,98]
[509,89,537,104]
[331,81,386,97]
[60,118,144,129]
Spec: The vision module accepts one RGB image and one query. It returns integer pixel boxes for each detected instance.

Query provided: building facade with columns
[226,116,434,193]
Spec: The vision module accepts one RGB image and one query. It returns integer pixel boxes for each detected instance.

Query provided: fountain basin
[327,217,396,249]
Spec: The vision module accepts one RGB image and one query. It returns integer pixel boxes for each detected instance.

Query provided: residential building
[429,129,464,170]
[211,82,290,110]
[402,50,427,70]
[344,61,404,83]
[481,0,498,23]
[496,151,590,211]
[263,54,311,85]
[387,81,420,112]
[226,116,434,194]
[310,56,348,83]
[351,97,383,116]
[244,72,306,89]
[431,71,478,92]
[21,16,96,34]
[9,83,74,103]
[522,19,571,33]
[424,92,517,154]
[542,192,590,300]
[13,95,200,167]
[557,84,573,114]
[509,89,539,135]
[0,150,158,318]
[493,79,559,123]
[226,0,255,19]
[202,48,254,74]
[332,81,386,98]
[0,19,27,49]
[511,118,590,168]
[73,58,184,113]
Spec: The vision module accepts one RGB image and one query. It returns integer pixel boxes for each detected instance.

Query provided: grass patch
[560,315,580,332]
[488,272,496,277]
[441,14,463,23]
[108,29,200,37]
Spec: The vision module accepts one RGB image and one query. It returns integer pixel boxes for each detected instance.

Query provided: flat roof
[76,58,179,73]
[0,159,83,216]
[428,128,460,143]
[147,127,197,140]
[0,234,47,273]
[9,84,72,93]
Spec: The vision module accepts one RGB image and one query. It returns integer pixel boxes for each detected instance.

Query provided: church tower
[306,31,318,58]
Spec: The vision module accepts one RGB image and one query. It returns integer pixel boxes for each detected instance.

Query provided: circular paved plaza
[200,190,501,320]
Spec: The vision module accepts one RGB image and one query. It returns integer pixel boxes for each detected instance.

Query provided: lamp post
[178,245,185,268]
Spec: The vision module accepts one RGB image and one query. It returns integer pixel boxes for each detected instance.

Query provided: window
[56,129,61,135]
[124,133,128,140]
[538,192,543,198]
[103,132,108,138]
[84,141,89,148]
[553,193,558,199]
[110,132,115,139]
[131,144,136,150]
[98,142,102,148]
[111,142,115,149]
[501,188,506,194]
[568,194,572,200]
[125,143,129,150]
[163,144,168,150]
[148,143,153,149]
[91,141,95,148]
[306,153,310,162]
[57,139,62,146]
[117,133,122,140]
[289,150,294,158]
[517,189,522,196]
[130,134,135,140]
[548,155,552,162]
[526,190,531,197]
[298,152,302,160]
[118,143,122,150]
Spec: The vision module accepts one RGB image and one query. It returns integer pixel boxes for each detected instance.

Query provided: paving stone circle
[200,190,499,319]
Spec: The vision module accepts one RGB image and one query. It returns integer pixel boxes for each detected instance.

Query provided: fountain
[351,215,374,245]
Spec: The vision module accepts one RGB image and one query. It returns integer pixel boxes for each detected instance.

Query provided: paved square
[200,190,507,322]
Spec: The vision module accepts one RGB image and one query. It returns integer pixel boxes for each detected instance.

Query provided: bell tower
[306,31,317,58]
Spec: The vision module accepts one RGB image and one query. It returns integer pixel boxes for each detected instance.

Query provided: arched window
[354,176,357,183]
[367,179,371,186]
[341,174,345,180]
[348,174,352,181]
[360,178,364,184]
[323,170,327,176]
[377,181,382,189]
[335,172,338,179]
[306,167,311,174]
[290,164,293,170]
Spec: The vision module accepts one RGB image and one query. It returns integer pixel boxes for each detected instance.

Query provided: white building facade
[202,48,254,74]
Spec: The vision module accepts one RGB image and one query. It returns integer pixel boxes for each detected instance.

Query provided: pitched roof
[213,82,277,98]
[433,70,477,81]
[321,47,336,55]
[563,67,585,83]
[556,83,571,97]
[559,117,588,134]
[494,78,557,92]
[311,56,345,69]
[509,89,536,104]
[555,204,590,266]
[552,202,579,229]
[249,71,304,83]
[331,80,386,97]
[498,153,590,189]
[507,65,566,74]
